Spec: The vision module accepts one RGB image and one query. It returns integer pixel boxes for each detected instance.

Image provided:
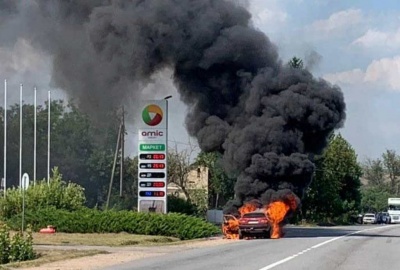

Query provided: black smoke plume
[1,0,345,211]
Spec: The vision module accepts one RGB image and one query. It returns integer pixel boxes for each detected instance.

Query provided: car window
[388,205,400,210]
[243,213,266,218]
[365,214,375,217]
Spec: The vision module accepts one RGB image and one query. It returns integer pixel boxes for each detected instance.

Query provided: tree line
[0,100,125,207]
[0,100,234,211]
[0,98,394,223]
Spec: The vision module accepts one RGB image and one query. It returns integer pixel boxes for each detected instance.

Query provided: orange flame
[223,202,258,239]
[265,201,290,239]
[222,216,240,239]
[223,195,298,240]
[265,195,298,239]
[238,203,258,216]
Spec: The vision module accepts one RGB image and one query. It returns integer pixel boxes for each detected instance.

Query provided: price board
[137,100,168,213]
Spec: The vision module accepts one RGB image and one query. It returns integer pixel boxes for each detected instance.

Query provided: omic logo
[142,104,163,126]
[141,130,164,137]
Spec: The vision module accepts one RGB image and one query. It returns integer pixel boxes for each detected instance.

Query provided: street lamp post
[163,95,171,214]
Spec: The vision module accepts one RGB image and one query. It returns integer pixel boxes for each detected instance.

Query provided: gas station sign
[137,100,168,213]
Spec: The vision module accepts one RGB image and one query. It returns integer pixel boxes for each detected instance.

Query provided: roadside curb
[204,234,224,240]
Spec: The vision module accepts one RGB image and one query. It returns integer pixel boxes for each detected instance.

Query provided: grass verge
[32,232,180,246]
[0,249,107,269]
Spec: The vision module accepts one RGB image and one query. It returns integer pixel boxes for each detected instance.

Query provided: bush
[188,190,208,216]
[0,224,35,264]
[0,168,85,219]
[6,208,220,240]
[167,195,198,216]
[0,223,10,264]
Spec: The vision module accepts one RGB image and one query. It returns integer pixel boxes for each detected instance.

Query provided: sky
[1,0,399,162]
[246,0,400,162]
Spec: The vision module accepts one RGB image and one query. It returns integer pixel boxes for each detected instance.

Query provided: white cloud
[365,57,400,90]
[255,8,287,25]
[310,9,363,34]
[323,68,365,85]
[352,28,400,49]
[323,56,400,91]
[249,0,288,30]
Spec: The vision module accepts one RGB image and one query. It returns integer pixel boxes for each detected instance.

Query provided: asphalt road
[101,224,400,270]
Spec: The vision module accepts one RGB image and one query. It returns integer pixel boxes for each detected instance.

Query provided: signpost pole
[21,173,29,232]
[22,184,25,231]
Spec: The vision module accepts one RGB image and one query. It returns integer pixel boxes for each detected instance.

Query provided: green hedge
[0,168,85,219]
[6,208,220,240]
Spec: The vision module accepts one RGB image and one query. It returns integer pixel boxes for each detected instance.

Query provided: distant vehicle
[377,212,391,224]
[388,198,400,224]
[362,213,376,224]
[238,210,271,239]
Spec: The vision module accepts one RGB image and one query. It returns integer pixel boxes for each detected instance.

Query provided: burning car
[222,195,297,240]
[238,209,271,239]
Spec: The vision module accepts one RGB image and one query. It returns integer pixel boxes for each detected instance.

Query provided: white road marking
[258,225,400,270]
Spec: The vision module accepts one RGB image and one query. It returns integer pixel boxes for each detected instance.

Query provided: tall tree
[195,151,235,208]
[303,133,362,222]
[167,146,197,201]
[360,185,392,212]
[0,100,119,206]
[100,156,138,210]
[382,149,400,194]
[363,158,385,187]
[0,101,66,186]
[288,56,304,69]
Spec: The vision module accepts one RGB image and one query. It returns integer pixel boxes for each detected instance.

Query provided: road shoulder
[12,237,230,270]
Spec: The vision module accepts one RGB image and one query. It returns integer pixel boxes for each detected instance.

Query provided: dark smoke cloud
[227,0,250,8]
[0,0,17,12]
[1,0,346,211]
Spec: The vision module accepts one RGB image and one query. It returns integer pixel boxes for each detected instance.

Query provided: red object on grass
[39,225,56,234]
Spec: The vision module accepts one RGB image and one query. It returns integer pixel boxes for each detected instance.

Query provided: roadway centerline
[258,225,400,270]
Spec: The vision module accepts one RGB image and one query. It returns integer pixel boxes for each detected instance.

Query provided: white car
[363,213,376,224]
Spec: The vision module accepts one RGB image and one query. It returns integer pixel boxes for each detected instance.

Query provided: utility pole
[105,122,122,210]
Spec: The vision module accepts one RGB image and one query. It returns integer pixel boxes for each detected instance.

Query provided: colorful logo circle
[142,104,163,126]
